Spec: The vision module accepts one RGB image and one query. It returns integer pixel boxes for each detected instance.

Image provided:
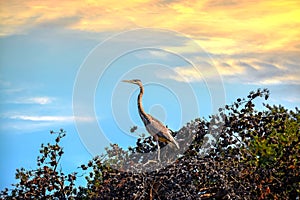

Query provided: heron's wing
[146,115,179,149]
[145,115,168,135]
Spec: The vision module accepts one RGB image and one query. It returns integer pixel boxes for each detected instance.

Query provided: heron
[122,79,179,161]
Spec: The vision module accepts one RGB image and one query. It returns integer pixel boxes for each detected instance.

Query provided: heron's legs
[154,135,161,162]
[157,141,161,162]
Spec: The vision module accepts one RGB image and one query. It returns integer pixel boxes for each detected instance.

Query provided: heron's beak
[122,80,132,83]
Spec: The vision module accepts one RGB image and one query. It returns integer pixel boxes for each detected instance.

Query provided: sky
[0,0,300,190]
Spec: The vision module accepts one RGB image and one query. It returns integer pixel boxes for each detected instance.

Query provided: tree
[0,129,78,199]
[1,89,299,199]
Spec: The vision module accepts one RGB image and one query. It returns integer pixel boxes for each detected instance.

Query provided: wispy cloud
[13,97,55,105]
[162,56,300,85]
[9,115,95,122]
[0,81,25,94]
[10,115,73,122]
[165,66,202,82]
[0,79,55,105]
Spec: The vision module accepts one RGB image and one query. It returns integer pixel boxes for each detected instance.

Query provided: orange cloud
[1,0,299,57]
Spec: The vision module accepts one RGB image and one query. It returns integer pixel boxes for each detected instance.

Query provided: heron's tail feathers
[168,129,180,149]
[169,139,180,149]
[156,129,180,149]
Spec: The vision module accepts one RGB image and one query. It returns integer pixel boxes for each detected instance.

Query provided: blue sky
[1,0,300,190]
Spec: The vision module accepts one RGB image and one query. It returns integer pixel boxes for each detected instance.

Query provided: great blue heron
[122,79,179,161]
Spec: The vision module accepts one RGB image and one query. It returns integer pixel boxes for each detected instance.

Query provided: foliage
[0,129,78,199]
[1,89,299,199]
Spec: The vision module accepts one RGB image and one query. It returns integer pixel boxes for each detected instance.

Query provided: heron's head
[122,79,142,86]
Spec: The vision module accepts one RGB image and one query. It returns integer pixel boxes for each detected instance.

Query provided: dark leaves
[77,88,299,199]
[0,130,78,199]
[130,126,138,133]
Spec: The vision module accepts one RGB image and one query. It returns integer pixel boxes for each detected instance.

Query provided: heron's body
[123,79,179,151]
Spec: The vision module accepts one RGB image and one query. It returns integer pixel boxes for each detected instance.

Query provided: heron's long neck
[137,85,150,125]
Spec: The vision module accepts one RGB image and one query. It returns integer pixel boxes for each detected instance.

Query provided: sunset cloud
[1,0,299,53]
[0,0,299,86]
[168,57,300,85]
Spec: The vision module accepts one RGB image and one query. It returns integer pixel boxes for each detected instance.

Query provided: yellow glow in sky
[0,0,299,83]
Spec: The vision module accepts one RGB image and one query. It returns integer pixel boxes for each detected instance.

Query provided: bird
[122,79,179,161]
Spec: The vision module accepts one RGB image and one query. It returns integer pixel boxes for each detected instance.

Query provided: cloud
[163,55,300,85]
[217,58,300,85]
[0,81,24,94]
[10,115,72,122]
[165,66,202,82]
[0,96,55,105]
[12,97,55,105]
[0,1,299,91]
[160,60,221,83]
[9,115,95,122]
[0,102,95,132]
[1,0,299,52]
[1,1,299,82]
